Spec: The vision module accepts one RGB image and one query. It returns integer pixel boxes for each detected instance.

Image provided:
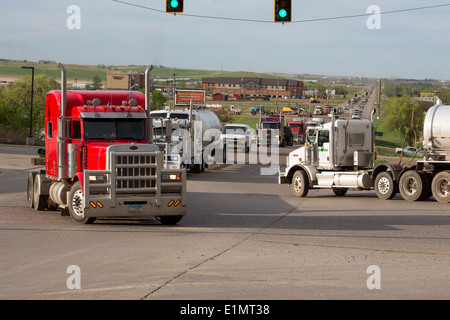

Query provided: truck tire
[332,188,348,196]
[431,171,450,203]
[68,181,95,224]
[399,171,427,201]
[27,172,37,208]
[292,170,309,197]
[192,159,205,173]
[33,174,48,211]
[156,215,183,225]
[374,171,398,200]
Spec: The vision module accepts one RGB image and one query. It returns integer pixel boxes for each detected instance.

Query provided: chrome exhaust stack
[57,63,67,180]
[145,65,154,143]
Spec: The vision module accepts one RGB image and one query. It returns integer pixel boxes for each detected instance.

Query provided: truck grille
[114,153,157,194]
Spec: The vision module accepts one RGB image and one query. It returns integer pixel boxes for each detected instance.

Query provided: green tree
[382,95,429,146]
[151,90,167,110]
[0,75,59,138]
[437,88,450,104]
[91,75,103,90]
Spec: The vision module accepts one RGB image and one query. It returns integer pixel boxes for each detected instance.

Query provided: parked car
[395,146,424,157]
[221,123,252,152]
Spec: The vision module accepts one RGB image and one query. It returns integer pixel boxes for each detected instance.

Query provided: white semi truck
[279,101,450,203]
[150,107,225,173]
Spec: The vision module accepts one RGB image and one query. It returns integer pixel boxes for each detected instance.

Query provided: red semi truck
[27,64,186,224]
[286,119,306,144]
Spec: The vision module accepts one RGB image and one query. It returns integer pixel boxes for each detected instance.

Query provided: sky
[1,0,450,80]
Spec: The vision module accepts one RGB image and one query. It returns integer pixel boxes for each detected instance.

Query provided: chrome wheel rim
[377,177,390,195]
[72,190,84,218]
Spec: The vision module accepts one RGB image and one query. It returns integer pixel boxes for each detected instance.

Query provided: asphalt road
[0,142,448,301]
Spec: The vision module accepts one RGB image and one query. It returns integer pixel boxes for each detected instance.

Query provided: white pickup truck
[220,123,253,153]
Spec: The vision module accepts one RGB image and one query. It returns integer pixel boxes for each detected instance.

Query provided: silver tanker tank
[423,99,450,160]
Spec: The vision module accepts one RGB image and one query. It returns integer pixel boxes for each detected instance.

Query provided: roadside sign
[175,90,206,106]
[375,131,383,137]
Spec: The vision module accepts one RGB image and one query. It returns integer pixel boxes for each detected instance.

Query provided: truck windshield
[84,119,145,140]
[170,113,189,119]
[262,123,279,129]
[222,126,246,134]
[288,124,302,129]
[150,113,167,118]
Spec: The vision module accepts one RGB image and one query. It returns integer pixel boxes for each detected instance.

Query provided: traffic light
[166,0,183,13]
[274,0,291,23]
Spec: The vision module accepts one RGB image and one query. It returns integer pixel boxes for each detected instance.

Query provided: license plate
[128,204,143,213]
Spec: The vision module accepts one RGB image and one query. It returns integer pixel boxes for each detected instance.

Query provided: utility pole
[21,65,35,145]
[172,69,176,108]
[377,79,381,126]
[276,77,280,113]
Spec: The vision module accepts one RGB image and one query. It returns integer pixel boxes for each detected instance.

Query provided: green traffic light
[278,9,287,18]
[170,0,179,8]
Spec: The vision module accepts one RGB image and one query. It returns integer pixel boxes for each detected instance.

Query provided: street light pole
[21,66,35,143]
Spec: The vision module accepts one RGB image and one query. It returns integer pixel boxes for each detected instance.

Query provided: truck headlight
[162,173,181,181]
[89,175,106,182]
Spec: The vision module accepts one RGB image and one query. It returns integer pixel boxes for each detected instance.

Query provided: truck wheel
[399,171,427,201]
[27,172,37,208]
[431,171,450,203]
[374,172,398,200]
[332,188,348,196]
[292,170,309,197]
[68,181,95,224]
[33,174,48,211]
[156,215,183,225]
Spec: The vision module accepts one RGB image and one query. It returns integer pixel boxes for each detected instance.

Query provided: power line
[112,1,450,24]
[291,3,450,24]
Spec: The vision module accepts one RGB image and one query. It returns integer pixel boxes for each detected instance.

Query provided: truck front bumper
[83,193,186,218]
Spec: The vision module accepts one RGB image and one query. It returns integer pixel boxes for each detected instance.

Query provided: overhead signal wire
[112,1,450,24]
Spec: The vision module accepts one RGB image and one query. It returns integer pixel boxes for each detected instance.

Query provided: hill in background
[0,58,306,83]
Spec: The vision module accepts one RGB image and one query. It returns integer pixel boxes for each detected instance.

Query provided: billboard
[175,90,206,106]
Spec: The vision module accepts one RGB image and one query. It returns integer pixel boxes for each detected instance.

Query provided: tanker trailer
[395,99,450,203]
[150,107,224,173]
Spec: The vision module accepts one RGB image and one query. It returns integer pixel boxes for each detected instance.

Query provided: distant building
[212,92,228,101]
[38,60,56,64]
[202,77,307,99]
[106,72,145,90]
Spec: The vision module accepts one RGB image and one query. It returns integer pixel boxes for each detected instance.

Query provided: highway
[0,142,449,300]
